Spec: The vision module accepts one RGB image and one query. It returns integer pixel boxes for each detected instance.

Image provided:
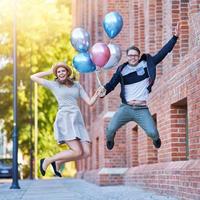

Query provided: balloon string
[95,70,103,87]
[115,0,119,12]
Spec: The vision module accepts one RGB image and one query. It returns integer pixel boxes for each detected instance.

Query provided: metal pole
[29,67,33,179]
[34,82,38,179]
[29,47,33,179]
[10,0,20,189]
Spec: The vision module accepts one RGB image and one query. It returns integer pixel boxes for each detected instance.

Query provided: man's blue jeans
[106,103,159,142]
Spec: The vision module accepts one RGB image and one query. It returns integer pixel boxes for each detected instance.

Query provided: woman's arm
[87,89,101,106]
[30,68,53,85]
[79,85,101,106]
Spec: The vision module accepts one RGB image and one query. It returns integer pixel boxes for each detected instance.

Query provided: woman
[30,62,101,177]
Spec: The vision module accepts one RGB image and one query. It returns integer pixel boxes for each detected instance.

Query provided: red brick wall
[72,0,200,199]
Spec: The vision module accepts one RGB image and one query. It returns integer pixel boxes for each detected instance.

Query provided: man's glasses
[127,54,139,58]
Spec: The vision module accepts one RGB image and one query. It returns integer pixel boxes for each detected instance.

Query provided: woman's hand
[30,65,54,84]
[49,65,55,74]
[87,87,102,106]
[80,85,106,106]
[94,87,103,97]
[98,86,107,98]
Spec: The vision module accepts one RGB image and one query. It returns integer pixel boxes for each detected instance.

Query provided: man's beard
[128,61,138,66]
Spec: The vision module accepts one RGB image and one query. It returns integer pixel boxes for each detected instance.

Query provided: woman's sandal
[51,161,62,177]
[40,158,46,176]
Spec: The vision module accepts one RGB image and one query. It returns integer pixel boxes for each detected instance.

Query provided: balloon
[103,44,122,70]
[70,27,90,52]
[73,52,96,73]
[103,12,123,39]
[90,42,110,68]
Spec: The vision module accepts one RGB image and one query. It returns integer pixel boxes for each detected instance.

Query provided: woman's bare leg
[42,139,83,171]
[81,141,91,158]
[55,141,91,170]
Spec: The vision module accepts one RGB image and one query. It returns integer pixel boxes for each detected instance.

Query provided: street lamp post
[34,82,38,179]
[10,0,20,189]
[29,48,33,180]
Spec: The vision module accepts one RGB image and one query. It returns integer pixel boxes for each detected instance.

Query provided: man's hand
[98,86,107,98]
[174,22,181,37]
[94,87,103,97]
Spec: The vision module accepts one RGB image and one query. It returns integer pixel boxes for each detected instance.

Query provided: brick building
[72,1,200,199]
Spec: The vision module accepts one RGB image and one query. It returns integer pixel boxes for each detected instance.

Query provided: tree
[0,0,77,177]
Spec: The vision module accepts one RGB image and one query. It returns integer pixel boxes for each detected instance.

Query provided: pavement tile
[0,178,178,200]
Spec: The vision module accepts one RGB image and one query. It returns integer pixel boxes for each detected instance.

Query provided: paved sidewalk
[0,178,178,200]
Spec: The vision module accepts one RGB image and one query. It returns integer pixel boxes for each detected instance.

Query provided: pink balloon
[90,42,110,68]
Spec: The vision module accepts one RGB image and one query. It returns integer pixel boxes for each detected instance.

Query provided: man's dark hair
[126,45,140,55]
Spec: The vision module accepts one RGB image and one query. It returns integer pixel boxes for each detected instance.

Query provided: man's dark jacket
[104,35,178,104]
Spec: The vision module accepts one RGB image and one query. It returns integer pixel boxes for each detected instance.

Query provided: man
[100,23,180,150]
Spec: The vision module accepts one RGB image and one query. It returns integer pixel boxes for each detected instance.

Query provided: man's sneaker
[153,138,161,149]
[106,140,114,150]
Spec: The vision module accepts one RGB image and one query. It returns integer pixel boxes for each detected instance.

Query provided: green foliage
[0,0,76,177]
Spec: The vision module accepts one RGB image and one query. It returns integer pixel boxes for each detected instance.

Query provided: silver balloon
[70,27,90,52]
[103,44,122,70]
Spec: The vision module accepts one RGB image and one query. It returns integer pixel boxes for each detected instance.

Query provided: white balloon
[103,44,122,70]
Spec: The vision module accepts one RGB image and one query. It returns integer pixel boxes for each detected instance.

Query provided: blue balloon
[73,52,96,73]
[103,12,123,39]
